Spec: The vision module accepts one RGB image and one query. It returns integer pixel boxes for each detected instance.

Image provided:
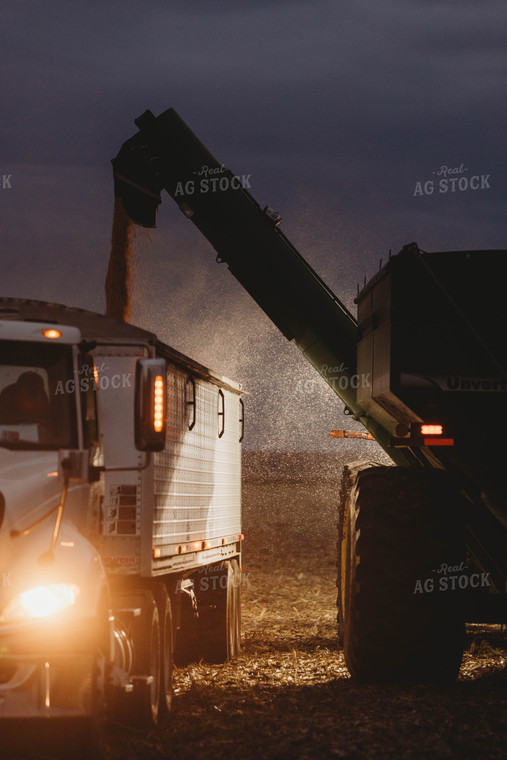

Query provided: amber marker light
[330,429,375,440]
[42,329,62,340]
[153,375,164,433]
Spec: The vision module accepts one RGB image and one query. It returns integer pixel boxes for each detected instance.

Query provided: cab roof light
[42,329,62,340]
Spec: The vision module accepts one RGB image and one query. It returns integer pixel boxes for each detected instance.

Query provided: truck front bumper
[0,618,105,719]
[0,652,98,718]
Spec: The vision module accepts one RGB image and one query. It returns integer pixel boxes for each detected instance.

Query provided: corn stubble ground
[105,452,507,760]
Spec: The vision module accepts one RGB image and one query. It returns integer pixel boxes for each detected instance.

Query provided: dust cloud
[122,194,389,458]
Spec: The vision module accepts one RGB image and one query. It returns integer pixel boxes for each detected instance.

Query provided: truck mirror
[135,358,167,451]
[58,449,90,482]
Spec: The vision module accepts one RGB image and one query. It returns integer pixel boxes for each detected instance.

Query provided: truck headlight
[0,584,80,623]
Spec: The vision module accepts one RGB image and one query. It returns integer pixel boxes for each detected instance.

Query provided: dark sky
[1,0,506,451]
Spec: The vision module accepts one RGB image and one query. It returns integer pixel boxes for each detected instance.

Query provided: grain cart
[0,299,243,752]
[112,107,507,683]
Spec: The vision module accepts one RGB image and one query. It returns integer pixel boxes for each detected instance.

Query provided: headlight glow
[0,583,80,623]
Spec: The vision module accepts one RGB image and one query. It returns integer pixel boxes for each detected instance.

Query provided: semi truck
[0,298,243,754]
[112,107,507,684]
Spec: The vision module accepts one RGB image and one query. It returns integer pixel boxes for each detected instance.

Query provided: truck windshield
[0,341,78,449]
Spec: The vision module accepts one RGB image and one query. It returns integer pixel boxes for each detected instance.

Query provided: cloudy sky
[1,1,506,451]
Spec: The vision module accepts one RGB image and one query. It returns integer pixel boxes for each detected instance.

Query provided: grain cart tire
[336,462,365,646]
[154,583,173,719]
[130,592,161,727]
[197,559,241,663]
[339,466,465,683]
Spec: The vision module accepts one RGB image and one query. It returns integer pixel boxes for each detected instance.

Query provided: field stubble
[105,452,507,760]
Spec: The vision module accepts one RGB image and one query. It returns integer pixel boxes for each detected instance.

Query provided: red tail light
[420,424,443,436]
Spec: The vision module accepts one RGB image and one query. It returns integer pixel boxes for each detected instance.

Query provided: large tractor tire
[338,465,465,683]
[196,559,241,663]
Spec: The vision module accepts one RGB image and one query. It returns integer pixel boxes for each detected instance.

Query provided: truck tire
[130,592,160,727]
[154,583,173,719]
[197,559,241,663]
[174,580,200,666]
[230,558,242,657]
[338,465,465,683]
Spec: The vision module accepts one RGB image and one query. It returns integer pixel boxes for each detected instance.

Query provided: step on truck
[112,106,507,683]
[0,299,243,755]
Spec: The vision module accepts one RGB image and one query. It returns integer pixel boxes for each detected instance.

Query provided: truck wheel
[339,466,465,683]
[197,559,241,663]
[154,583,173,719]
[174,580,200,666]
[130,592,160,727]
[230,558,242,657]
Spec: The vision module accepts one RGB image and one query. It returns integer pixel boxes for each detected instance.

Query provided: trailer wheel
[230,558,242,657]
[197,559,241,663]
[154,583,173,719]
[174,581,200,665]
[130,592,160,727]
[338,466,465,683]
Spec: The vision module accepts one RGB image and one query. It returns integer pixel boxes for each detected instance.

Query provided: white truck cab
[0,298,243,754]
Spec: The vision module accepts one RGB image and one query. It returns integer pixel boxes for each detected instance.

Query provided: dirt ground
[101,451,507,760]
